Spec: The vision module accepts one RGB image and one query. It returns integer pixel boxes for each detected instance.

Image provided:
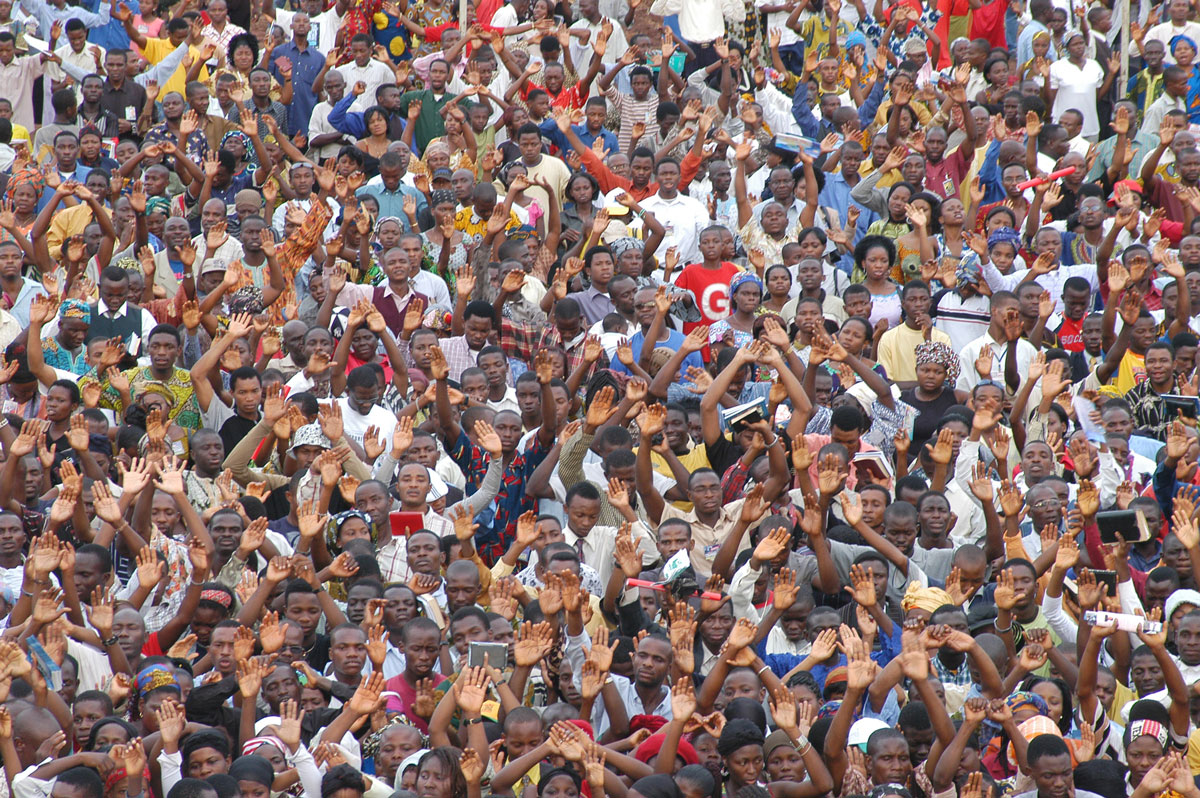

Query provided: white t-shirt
[337,397,398,448]
[1048,58,1104,137]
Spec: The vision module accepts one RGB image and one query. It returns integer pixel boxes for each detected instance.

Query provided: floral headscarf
[914,341,961,385]
[5,164,44,200]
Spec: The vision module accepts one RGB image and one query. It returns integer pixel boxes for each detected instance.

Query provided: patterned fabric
[498,318,609,381]
[1125,378,1178,441]
[449,431,551,565]
[40,336,88,375]
[143,123,210,166]
[80,366,202,431]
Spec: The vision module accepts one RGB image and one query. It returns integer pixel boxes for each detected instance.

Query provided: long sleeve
[1040,591,1079,646]
[222,419,290,489]
[157,750,184,798]
[557,430,591,493]
[790,80,820,138]
[447,457,503,518]
[288,745,324,798]
[980,261,1024,293]
[857,78,886,129]
[328,93,366,139]
[184,673,242,744]
[578,145,631,194]
[139,42,191,87]
[849,168,889,218]
[757,83,802,138]
[977,139,1005,203]
[728,560,764,623]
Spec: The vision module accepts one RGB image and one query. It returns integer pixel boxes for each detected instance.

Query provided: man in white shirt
[640,159,708,264]
[307,69,352,160]
[954,292,1039,399]
[569,0,627,68]
[1145,0,1200,64]
[340,33,396,113]
[339,369,398,448]
[270,0,345,54]
[45,18,103,103]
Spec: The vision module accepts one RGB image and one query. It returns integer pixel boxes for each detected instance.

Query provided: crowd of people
[0,0,1199,796]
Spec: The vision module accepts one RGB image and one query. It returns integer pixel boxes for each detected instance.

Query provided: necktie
[574,537,586,561]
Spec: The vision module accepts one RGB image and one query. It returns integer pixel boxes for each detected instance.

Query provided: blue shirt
[268,41,326,136]
[818,171,879,241]
[610,329,703,381]
[355,184,428,233]
[537,119,618,159]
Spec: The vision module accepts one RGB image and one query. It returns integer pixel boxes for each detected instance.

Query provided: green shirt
[398,88,455,152]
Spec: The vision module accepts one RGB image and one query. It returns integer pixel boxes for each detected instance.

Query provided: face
[1030,753,1073,798]
[330,628,368,677]
[868,738,912,785]
[187,747,229,779]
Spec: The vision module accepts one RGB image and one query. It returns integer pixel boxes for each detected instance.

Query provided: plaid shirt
[721,459,751,505]
[1125,378,1179,441]
[449,430,552,565]
[498,319,609,384]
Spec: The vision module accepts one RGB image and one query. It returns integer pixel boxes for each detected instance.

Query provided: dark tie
[574,537,586,561]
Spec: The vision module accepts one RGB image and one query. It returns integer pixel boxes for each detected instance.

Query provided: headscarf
[145,196,172,217]
[1007,714,1062,762]
[5,164,43,200]
[325,509,376,553]
[1126,719,1169,750]
[901,582,954,614]
[136,663,179,697]
[987,226,1021,251]
[1006,690,1050,716]
[228,286,265,315]
[199,588,234,611]
[914,341,961,385]
[58,299,91,324]
[1171,34,1197,55]
[429,189,457,209]
[229,755,276,787]
[730,272,764,297]
[221,130,258,170]
[138,382,177,409]
[609,237,644,259]
[845,30,868,51]
[242,735,287,757]
[634,732,700,766]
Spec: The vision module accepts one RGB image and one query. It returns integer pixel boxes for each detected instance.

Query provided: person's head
[400,616,442,679]
[1026,734,1073,798]
[414,748,467,798]
[865,728,912,785]
[183,731,232,779]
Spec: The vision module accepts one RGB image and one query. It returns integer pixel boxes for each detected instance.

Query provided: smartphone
[468,641,508,669]
[389,511,426,539]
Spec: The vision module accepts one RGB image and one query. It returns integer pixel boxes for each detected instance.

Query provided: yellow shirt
[648,443,709,511]
[142,39,209,99]
[1114,351,1147,395]
[10,123,30,147]
[877,324,953,383]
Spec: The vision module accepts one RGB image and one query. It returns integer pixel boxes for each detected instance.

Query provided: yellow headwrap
[901,582,955,614]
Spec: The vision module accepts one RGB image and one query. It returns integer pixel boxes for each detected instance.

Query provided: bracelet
[102,635,119,647]
[756,664,770,676]
[20,590,33,598]
[463,715,484,726]
[793,734,811,753]
[993,622,1012,633]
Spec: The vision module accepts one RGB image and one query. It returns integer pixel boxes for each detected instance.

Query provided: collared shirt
[1,277,46,326]
[590,672,671,739]
[563,521,657,590]
[640,192,708,265]
[356,182,428,233]
[661,497,750,580]
[438,335,483,383]
[1125,379,1179,441]
[99,79,147,125]
[375,511,455,582]
[200,20,244,51]
[0,53,44,130]
[953,331,1039,396]
[574,286,615,327]
[269,39,325,136]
